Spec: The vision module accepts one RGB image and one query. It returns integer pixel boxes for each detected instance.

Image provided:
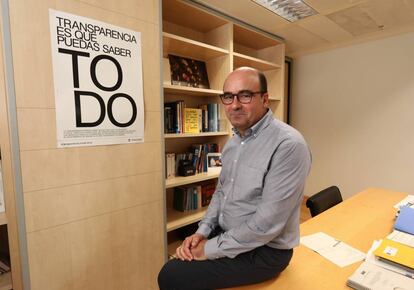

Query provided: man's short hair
[258,71,267,93]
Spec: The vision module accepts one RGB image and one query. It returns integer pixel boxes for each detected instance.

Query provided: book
[394,206,414,235]
[373,238,414,270]
[347,260,414,290]
[184,108,201,133]
[168,54,210,89]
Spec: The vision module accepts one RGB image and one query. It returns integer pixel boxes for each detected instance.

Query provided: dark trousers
[158,245,293,290]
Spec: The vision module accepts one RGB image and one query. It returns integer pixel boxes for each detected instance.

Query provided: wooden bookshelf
[163,32,228,61]
[166,170,220,189]
[233,52,281,71]
[163,84,222,96]
[165,132,228,139]
[0,272,12,290]
[162,0,285,257]
[167,207,207,232]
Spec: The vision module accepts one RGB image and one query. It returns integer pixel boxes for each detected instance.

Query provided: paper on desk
[300,232,365,268]
[394,195,414,209]
[387,230,414,248]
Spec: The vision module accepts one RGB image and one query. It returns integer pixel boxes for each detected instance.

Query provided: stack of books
[173,180,216,212]
[347,206,414,289]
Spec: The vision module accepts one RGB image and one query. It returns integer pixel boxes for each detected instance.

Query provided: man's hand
[176,233,205,261]
[190,239,207,261]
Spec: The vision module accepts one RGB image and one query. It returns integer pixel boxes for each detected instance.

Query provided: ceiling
[195,0,414,57]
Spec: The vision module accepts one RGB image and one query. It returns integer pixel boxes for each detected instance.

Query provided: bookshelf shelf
[0,213,6,226]
[167,239,181,258]
[167,207,207,232]
[165,132,228,139]
[233,52,281,71]
[166,170,220,189]
[0,272,12,290]
[163,32,229,61]
[163,84,223,96]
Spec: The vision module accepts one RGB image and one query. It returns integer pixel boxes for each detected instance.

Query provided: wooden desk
[227,188,407,290]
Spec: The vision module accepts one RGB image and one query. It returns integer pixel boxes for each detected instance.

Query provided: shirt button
[241,142,244,145]
[224,196,227,200]
[231,178,234,182]
[234,159,237,163]
[220,213,223,217]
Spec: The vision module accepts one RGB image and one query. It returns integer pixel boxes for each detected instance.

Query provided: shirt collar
[232,109,274,138]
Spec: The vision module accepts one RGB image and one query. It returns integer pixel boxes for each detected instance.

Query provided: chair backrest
[306,186,343,217]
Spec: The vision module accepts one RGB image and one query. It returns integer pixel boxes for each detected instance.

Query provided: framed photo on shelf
[207,153,222,173]
[168,54,210,89]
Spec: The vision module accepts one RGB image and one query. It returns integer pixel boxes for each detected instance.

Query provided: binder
[373,239,414,270]
[394,206,414,235]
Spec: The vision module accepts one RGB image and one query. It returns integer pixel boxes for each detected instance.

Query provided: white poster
[49,9,144,148]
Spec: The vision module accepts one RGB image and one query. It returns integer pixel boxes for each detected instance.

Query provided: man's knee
[158,260,175,289]
[158,259,191,290]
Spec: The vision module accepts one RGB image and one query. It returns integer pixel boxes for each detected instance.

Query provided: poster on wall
[49,9,144,148]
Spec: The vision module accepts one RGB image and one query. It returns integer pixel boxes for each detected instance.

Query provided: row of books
[173,181,216,212]
[347,204,414,289]
[164,101,220,134]
[165,143,220,178]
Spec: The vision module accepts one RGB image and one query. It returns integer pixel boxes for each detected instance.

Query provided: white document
[387,230,414,248]
[300,232,365,267]
[394,195,414,209]
[347,260,414,290]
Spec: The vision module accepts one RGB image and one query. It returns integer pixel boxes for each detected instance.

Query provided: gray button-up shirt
[196,109,312,259]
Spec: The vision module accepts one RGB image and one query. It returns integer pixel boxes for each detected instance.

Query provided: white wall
[291,32,414,199]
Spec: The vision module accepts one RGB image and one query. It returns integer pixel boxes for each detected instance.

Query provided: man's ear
[262,93,269,107]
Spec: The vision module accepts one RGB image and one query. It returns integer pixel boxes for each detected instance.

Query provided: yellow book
[373,238,414,270]
[184,108,201,133]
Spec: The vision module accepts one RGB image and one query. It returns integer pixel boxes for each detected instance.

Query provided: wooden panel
[163,32,228,60]
[233,53,281,71]
[163,0,226,33]
[27,201,164,290]
[166,170,220,188]
[17,109,161,151]
[164,84,222,96]
[206,55,231,90]
[80,0,160,25]
[0,272,12,290]
[8,1,164,289]
[20,142,162,192]
[24,171,163,232]
[167,207,207,232]
[234,24,281,50]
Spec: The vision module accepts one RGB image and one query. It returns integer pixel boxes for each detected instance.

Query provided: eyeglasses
[219,91,263,104]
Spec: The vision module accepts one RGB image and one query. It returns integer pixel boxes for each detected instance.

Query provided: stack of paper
[347,197,414,290]
[347,240,414,290]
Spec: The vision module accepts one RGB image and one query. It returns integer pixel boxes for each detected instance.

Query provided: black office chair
[306,186,343,217]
